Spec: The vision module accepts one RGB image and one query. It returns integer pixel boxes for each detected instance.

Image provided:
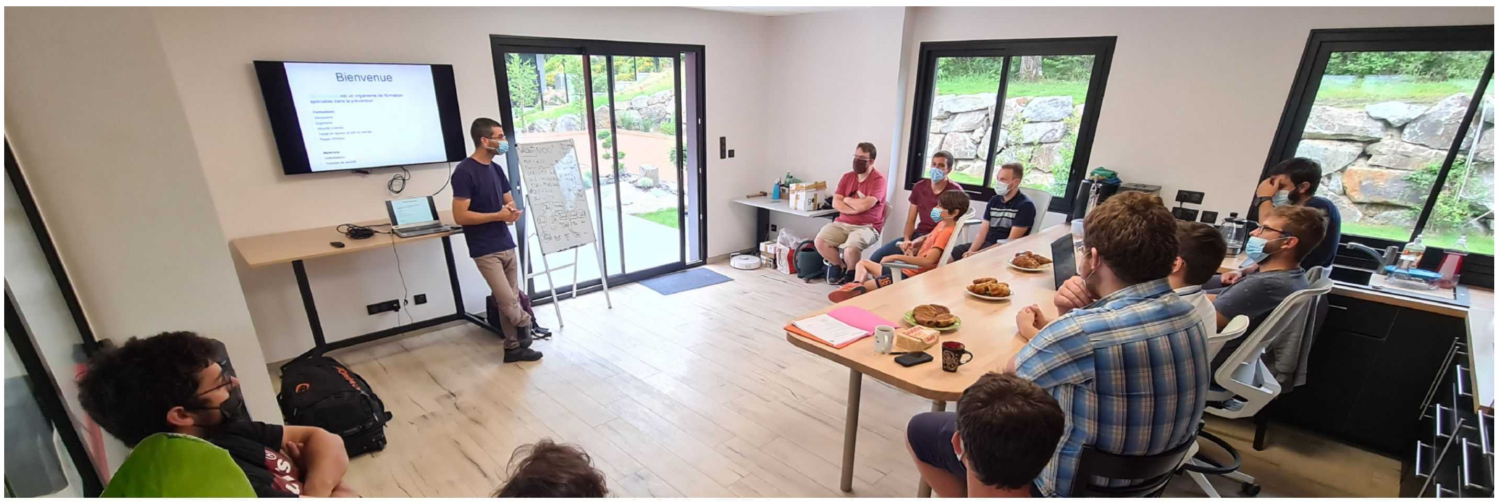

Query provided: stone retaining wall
[925,93,1082,188]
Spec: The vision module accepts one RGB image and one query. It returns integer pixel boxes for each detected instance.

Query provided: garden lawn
[1314,78,1483,107]
[632,208,681,229]
[1343,221,1494,256]
[936,75,1091,103]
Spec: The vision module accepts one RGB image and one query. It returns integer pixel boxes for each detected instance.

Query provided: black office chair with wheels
[1069,437,1197,497]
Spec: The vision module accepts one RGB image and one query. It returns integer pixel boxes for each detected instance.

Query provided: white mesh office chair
[888,206,975,283]
[1305,265,1331,283]
[1206,315,1250,364]
[1184,277,1334,497]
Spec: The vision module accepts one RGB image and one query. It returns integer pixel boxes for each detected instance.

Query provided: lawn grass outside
[936,76,1091,103]
[632,208,681,229]
[1313,78,1482,107]
[1343,221,1494,255]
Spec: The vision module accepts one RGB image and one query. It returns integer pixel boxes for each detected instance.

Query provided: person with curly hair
[78,331,357,497]
[494,439,608,498]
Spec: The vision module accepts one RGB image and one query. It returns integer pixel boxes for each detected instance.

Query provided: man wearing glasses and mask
[79,331,358,497]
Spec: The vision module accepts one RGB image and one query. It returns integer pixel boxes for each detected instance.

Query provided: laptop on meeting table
[386,196,448,238]
[1050,233,1077,290]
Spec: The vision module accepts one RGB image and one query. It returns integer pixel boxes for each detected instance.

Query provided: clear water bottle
[1071,219,1087,275]
[1220,213,1245,256]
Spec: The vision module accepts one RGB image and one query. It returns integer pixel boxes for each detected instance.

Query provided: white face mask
[995,181,1011,194]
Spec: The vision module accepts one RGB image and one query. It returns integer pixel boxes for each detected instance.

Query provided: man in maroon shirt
[869,150,965,265]
[814,142,888,284]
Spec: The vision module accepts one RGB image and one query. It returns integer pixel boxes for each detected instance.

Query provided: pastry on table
[972,277,998,285]
[966,281,1011,297]
[912,304,958,328]
[1012,251,1053,268]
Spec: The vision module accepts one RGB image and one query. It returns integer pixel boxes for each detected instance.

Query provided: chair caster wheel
[1241,483,1261,496]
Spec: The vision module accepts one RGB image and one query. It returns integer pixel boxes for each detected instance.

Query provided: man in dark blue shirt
[452,118,542,363]
[950,163,1037,261]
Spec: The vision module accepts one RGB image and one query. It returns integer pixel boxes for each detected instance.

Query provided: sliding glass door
[491,37,706,300]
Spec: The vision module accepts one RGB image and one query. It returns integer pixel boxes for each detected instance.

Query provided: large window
[1266,26,1494,267]
[906,37,1115,212]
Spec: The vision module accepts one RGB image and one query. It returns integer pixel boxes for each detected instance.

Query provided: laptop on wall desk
[386,196,446,238]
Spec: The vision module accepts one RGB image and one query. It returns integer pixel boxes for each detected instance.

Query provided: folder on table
[788,314,870,349]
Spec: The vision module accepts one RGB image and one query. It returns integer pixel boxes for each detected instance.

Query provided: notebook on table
[786,307,897,349]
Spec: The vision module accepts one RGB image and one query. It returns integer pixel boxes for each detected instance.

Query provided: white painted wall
[4,7,281,446]
[884,7,1493,234]
[760,8,909,246]
[146,7,772,362]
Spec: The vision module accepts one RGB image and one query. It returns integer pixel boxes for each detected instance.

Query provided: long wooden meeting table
[785,223,1070,496]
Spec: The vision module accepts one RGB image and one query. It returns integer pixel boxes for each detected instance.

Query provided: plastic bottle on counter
[1398,236,1427,271]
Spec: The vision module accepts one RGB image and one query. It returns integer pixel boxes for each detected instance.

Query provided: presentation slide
[389,198,435,225]
[284,63,448,172]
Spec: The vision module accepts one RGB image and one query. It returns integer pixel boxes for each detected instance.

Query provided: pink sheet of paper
[827,306,899,334]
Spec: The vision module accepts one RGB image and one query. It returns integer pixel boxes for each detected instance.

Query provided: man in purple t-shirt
[451,118,542,363]
[814,142,888,284]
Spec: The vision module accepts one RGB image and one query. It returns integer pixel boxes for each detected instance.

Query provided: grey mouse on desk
[330,241,346,248]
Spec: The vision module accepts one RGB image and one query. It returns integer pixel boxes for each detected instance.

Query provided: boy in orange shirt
[829,191,970,302]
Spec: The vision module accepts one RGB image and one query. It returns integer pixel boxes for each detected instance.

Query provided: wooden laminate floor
[287,263,1400,498]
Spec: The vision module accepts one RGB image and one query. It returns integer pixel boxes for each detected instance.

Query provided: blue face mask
[929,168,947,183]
[1243,235,1286,264]
[489,138,511,154]
[930,208,945,222]
[1272,190,1292,207]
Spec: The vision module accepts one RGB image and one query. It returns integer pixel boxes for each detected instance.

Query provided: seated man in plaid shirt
[906,192,1210,497]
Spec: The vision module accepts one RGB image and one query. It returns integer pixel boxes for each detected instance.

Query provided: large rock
[649,89,673,106]
[1321,158,1351,196]
[555,114,584,132]
[630,95,650,109]
[1364,204,1418,228]
[941,94,994,115]
[1486,99,1495,125]
[640,164,660,185]
[1326,193,1363,223]
[970,123,989,145]
[1342,166,1425,207]
[945,110,990,133]
[1021,96,1074,122]
[929,117,949,134]
[1074,104,1086,119]
[997,143,1064,173]
[1001,98,1024,128]
[1022,170,1054,191]
[642,103,672,122]
[941,132,977,159]
[931,96,952,119]
[1464,161,1494,212]
[526,118,554,133]
[1018,122,1068,145]
[1294,139,1364,174]
[595,106,611,128]
[1403,93,1473,149]
[1303,105,1386,141]
[1476,127,1494,163]
[953,160,985,177]
[1365,139,1448,171]
[927,133,944,159]
[1365,101,1428,127]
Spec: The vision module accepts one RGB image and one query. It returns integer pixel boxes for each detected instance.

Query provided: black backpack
[277,356,393,457]
[795,239,825,281]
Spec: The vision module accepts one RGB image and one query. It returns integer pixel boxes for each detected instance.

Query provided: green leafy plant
[1324,51,1489,81]
[505,54,540,131]
[1404,157,1484,231]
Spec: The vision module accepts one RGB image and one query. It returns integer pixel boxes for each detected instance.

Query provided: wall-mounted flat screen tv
[254,61,465,175]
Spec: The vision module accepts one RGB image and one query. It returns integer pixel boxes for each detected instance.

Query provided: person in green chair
[80,331,358,497]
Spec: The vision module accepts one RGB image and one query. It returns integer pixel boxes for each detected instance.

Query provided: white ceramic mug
[873,325,895,354]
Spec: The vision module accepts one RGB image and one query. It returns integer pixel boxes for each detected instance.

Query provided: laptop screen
[1050,234,1077,290]
[388,197,437,226]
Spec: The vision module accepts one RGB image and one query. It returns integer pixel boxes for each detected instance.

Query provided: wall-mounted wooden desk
[231,211,502,360]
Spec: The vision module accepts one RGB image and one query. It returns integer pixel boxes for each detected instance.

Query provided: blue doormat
[640,268,733,296]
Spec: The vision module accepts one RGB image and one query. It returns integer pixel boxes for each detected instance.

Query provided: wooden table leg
[917,400,947,498]
[841,369,863,493]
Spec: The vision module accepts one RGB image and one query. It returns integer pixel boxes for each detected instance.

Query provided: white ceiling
[694,7,852,16]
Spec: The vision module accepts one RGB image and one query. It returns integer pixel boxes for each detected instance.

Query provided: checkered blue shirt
[1015,278,1209,497]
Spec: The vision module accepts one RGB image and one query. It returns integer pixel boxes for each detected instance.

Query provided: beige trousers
[473,248,532,349]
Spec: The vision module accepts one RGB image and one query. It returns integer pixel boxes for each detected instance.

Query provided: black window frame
[1263,25,1495,287]
[904,36,1116,214]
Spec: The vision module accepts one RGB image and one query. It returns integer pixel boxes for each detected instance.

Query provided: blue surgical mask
[1243,235,1286,264]
[489,138,511,154]
[1272,190,1292,207]
[929,168,946,183]
[931,208,945,222]
[995,181,1011,194]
